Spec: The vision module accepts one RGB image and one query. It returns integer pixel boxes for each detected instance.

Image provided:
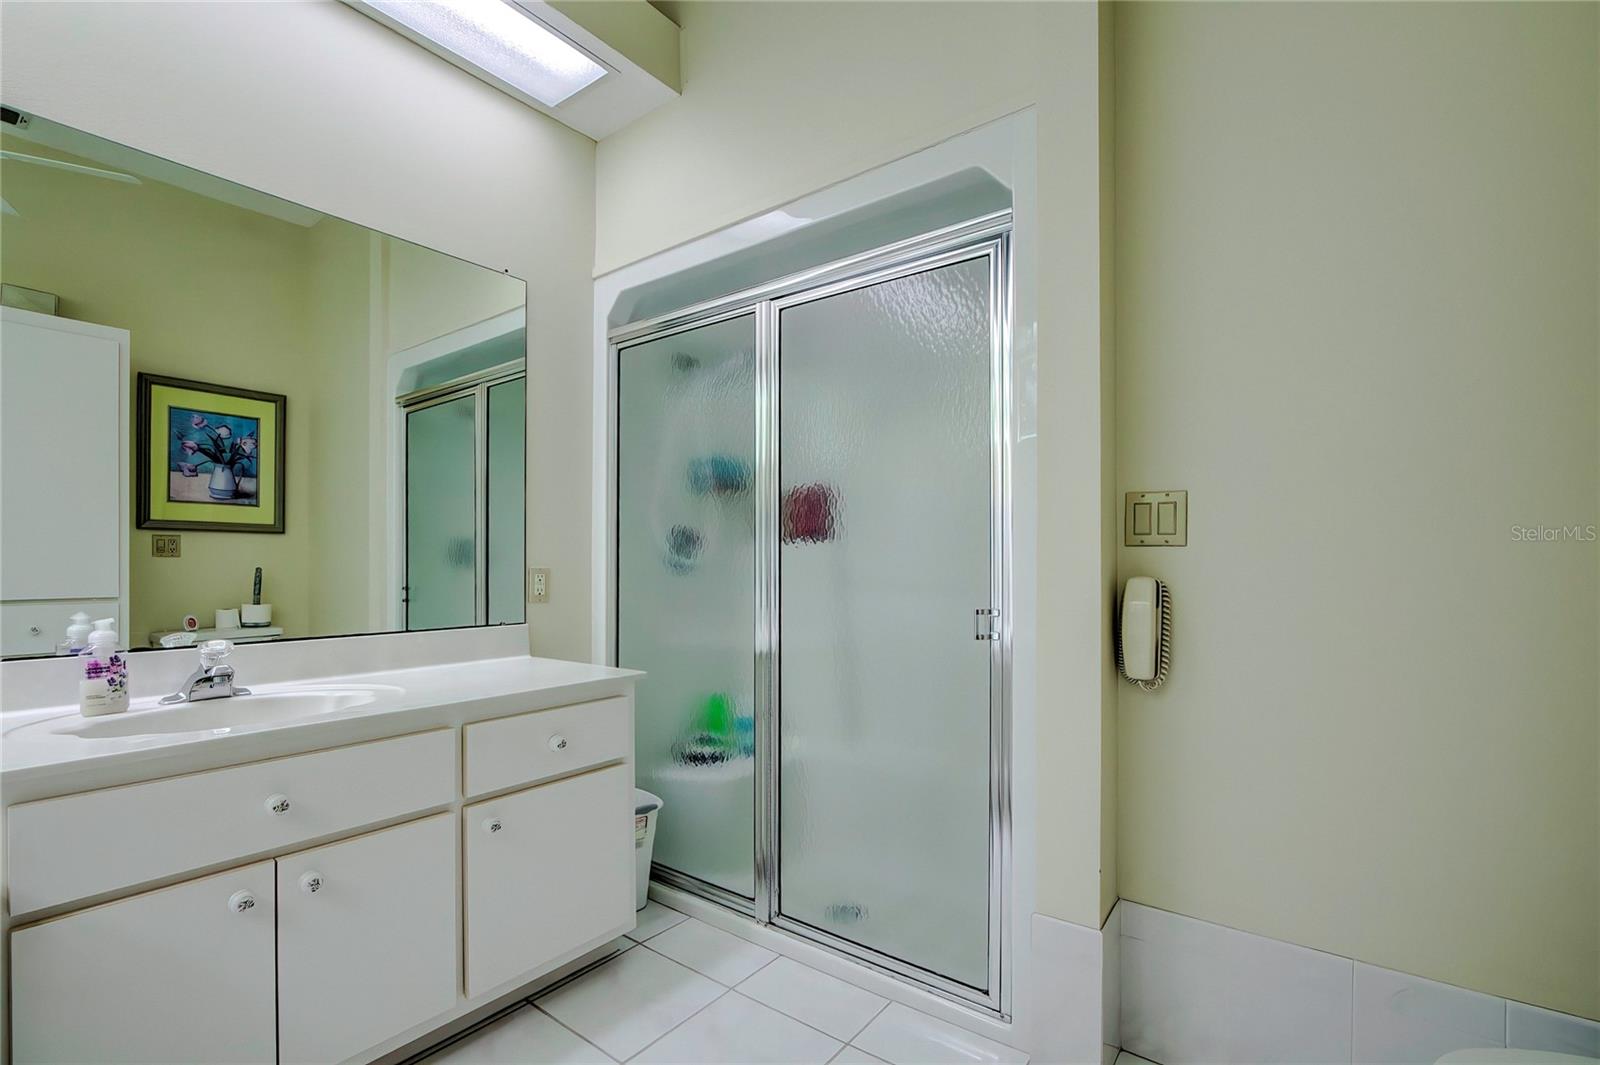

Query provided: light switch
[1125,491,1187,546]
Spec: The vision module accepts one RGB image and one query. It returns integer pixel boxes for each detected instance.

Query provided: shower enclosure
[401,363,526,631]
[613,215,1010,1011]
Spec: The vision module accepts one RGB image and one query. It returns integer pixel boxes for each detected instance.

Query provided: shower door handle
[975,608,1000,641]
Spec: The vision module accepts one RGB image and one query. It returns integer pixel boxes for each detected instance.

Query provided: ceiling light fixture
[354,0,607,108]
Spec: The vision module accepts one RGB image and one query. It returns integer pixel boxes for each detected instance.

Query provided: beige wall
[383,238,524,356]
[1115,1,1600,1020]
[0,140,525,647]
[1,0,597,661]
[0,139,328,645]
[304,216,380,639]
[596,0,1117,929]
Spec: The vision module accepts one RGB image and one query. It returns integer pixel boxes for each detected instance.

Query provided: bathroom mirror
[0,108,527,657]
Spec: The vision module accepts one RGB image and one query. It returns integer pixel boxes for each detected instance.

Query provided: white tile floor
[419,900,1030,1065]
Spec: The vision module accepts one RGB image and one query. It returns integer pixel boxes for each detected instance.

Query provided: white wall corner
[1027,912,1111,1064]
[1102,902,1122,1065]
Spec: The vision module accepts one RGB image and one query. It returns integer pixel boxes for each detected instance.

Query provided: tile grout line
[850,997,894,1044]
[643,927,871,1048]
[532,998,624,1063]
[529,943,669,1063]
[733,950,784,986]
[645,921,984,1057]
[621,987,732,1063]
[717,986,853,1052]
[623,930,870,1058]
[626,907,689,945]
[625,911,1020,1063]
[415,940,635,1063]
[638,921,779,988]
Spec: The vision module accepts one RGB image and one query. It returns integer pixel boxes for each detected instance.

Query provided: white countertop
[1,655,640,798]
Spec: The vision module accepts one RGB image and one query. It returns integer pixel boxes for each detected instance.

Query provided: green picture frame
[136,373,286,533]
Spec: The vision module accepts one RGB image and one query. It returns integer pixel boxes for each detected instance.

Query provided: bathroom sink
[46,686,397,740]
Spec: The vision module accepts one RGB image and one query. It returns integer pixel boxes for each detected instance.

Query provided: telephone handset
[1117,576,1172,691]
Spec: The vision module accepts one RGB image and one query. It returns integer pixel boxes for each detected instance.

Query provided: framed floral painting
[136,373,286,532]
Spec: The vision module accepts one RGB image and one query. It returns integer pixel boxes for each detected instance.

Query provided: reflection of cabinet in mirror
[0,307,129,655]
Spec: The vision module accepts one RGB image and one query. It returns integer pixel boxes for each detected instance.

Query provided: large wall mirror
[0,108,527,657]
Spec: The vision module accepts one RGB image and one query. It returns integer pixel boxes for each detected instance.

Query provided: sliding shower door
[404,395,478,630]
[617,315,758,901]
[613,218,1008,1008]
[775,254,999,994]
[402,365,526,631]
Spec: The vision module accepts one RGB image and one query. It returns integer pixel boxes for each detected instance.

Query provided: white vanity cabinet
[11,860,277,1065]
[7,728,456,917]
[4,685,638,1065]
[278,814,458,1064]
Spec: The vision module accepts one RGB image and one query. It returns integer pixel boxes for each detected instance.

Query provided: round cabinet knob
[228,890,257,914]
[549,734,569,752]
[299,871,324,895]
[28,625,41,636]
[264,794,291,816]
[483,816,503,835]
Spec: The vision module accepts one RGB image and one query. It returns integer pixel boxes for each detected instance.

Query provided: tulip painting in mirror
[171,407,261,505]
[137,374,287,534]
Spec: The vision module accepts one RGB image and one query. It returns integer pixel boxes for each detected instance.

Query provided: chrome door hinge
[974,608,1000,641]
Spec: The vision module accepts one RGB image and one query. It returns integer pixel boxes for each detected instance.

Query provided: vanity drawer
[7,728,456,917]
[1,598,121,657]
[463,696,630,798]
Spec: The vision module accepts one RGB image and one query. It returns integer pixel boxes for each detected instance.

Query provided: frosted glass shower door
[777,255,997,990]
[617,315,757,900]
[486,378,526,626]
[405,395,478,630]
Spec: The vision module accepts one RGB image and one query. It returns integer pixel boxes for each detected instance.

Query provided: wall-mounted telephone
[1117,576,1172,691]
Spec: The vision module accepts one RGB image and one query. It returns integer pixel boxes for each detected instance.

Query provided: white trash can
[634,789,663,911]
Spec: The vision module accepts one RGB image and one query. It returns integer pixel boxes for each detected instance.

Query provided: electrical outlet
[152,534,181,558]
[528,567,550,604]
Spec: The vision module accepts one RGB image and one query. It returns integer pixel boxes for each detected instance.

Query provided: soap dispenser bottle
[79,618,129,717]
[59,611,92,656]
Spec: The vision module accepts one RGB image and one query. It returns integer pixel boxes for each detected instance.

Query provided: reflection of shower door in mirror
[402,369,526,631]
[613,219,1007,1010]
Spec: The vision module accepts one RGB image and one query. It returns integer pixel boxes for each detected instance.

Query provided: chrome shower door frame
[609,211,1013,1016]
[398,360,526,630]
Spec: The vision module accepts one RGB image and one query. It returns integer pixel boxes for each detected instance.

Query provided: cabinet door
[463,764,633,998]
[0,310,123,602]
[277,814,458,1064]
[10,861,275,1065]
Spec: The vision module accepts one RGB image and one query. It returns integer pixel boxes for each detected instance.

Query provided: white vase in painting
[208,464,237,501]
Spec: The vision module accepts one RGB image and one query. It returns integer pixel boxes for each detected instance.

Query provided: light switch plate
[1125,490,1187,546]
[151,534,181,558]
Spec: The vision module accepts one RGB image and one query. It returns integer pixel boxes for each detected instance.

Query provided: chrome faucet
[161,640,251,704]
